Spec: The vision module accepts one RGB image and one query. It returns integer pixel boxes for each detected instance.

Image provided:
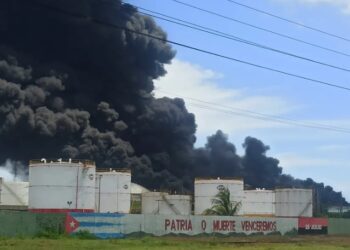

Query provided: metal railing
[195,177,244,181]
[29,159,95,166]
[96,168,131,173]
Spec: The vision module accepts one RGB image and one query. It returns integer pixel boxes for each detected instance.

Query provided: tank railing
[274,187,313,191]
[29,159,95,166]
[146,188,194,196]
[96,168,131,173]
[195,177,244,181]
[244,188,274,191]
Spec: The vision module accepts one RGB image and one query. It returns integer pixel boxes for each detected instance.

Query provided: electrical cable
[226,0,350,43]
[25,0,350,93]
[137,8,350,73]
[172,0,350,58]
[157,90,350,134]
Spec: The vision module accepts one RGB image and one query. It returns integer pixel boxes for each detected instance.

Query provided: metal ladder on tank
[0,182,26,206]
[299,199,313,217]
[161,193,181,215]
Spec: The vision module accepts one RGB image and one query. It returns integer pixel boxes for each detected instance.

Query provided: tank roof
[96,168,131,173]
[244,189,274,192]
[29,159,95,166]
[142,191,192,199]
[195,177,243,181]
[131,183,150,194]
[275,188,313,191]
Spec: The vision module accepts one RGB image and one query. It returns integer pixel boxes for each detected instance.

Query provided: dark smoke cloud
[0,59,32,82]
[193,130,242,178]
[0,0,346,206]
[242,137,282,189]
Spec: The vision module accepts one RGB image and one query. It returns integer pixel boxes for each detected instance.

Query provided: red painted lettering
[272,221,276,231]
[180,220,187,230]
[164,219,193,231]
[165,219,170,230]
[213,220,219,231]
[212,220,236,232]
[241,221,277,232]
[188,220,193,231]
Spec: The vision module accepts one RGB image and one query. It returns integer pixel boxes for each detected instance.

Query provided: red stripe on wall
[298,217,328,228]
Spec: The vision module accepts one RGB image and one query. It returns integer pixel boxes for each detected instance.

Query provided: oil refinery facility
[0,158,313,218]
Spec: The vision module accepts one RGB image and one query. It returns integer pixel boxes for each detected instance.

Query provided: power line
[158,89,350,134]
[188,102,350,134]
[226,0,350,43]
[26,0,350,92]
[172,0,350,58]
[137,7,350,73]
[89,28,350,92]
[159,89,350,132]
[20,0,350,133]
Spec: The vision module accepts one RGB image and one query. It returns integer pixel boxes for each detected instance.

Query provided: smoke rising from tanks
[0,159,27,181]
[0,0,346,206]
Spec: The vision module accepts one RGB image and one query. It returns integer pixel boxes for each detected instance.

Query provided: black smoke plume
[0,0,346,206]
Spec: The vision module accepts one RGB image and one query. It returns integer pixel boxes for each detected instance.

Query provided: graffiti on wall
[162,217,292,235]
[164,218,277,233]
[65,213,298,238]
[65,212,125,238]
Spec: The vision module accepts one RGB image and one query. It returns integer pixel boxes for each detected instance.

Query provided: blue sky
[127,0,350,200]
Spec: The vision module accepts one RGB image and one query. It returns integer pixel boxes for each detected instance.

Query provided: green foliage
[35,230,62,239]
[0,236,350,250]
[34,213,66,239]
[203,187,241,216]
[284,228,298,236]
[71,230,97,240]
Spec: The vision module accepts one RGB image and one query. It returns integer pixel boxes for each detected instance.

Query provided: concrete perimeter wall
[1,211,350,238]
[66,213,298,238]
[0,211,65,237]
[328,218,350,235]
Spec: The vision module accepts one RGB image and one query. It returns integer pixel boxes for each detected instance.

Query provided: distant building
[328,206,350,214]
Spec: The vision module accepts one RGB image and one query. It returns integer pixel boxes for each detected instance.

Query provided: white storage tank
[130,183,150,214]
[194,178,244,215]
[142,192,191,215]
[131,183,150,196]
[29,159,96,212]
[131,183,150,204]
[243,189,275,216]
[0,178,28,207]
[275,188,313,217]
[95,169,131,213]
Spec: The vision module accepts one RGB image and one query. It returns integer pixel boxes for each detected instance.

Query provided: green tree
[203,187,241,216]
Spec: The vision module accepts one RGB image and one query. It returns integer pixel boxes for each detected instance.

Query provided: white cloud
[328,181,350,200]
[276,0,350,14]
[154,59,295,140]
[277,152,339,169]
[154,59,350,200]
[317,144,350,152]
[276,151,350,200]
